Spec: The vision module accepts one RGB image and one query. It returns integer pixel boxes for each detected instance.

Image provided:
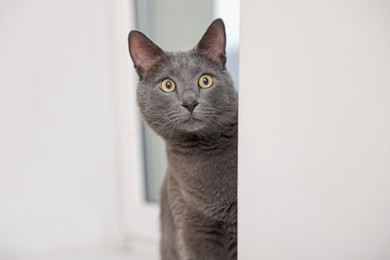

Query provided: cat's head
[128,19,237,141]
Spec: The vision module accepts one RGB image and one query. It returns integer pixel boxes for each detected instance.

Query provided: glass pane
[215,0,240,87]
[134,0,239,202]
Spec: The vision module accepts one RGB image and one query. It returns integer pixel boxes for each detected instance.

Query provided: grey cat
[128,19,237,260]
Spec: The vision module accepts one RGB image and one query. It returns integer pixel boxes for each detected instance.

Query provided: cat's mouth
[180,114,205,132]
[183,115,201,124]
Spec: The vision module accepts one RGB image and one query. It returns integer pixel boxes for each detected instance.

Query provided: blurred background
[2,0,390,259]
[0,0,238,259]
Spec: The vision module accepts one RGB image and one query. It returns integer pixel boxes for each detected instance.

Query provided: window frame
[112,0,160,257]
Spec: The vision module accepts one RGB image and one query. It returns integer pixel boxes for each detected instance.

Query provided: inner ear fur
[196,18,227,66]
[128,31,165,78]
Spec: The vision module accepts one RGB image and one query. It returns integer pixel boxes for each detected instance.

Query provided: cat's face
[128,19,237,140]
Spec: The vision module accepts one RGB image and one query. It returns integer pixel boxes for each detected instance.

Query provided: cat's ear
[196,18,226,66]
[128,31,165,79]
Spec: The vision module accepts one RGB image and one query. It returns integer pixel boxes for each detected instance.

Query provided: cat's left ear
[196,18,226,66]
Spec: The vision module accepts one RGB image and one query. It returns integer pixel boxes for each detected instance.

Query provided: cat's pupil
[203,77,209,85]
[166,81,172,89]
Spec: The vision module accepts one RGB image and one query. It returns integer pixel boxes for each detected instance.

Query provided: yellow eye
[161,78,176,92]
[198,74,213,89]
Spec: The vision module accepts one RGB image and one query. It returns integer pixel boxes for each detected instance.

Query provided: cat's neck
[165,122,237,208]
[165,122,237,155]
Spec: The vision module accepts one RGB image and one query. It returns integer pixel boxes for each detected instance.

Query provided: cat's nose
[181,100,199,113]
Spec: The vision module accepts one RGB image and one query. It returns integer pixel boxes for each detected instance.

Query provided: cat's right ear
[128,31,165,79]
[196,19,227,67]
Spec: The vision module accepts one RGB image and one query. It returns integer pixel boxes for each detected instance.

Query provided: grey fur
[128,19,237,260]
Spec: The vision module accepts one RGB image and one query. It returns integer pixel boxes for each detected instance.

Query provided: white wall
[239,1,390,259]
[0,0,136,258]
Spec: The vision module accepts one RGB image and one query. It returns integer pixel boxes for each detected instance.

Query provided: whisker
[167,109,184,143]
[144,120,171,143]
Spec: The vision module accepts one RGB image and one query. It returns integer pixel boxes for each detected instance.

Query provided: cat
[128,19,237,260]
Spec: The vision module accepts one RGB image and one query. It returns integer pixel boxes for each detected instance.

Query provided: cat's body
[128,19,237,260]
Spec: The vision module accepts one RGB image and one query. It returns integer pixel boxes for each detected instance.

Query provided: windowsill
[4,250,157,260]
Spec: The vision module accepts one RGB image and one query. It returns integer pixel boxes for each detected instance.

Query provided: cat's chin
[178,117,207,133]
